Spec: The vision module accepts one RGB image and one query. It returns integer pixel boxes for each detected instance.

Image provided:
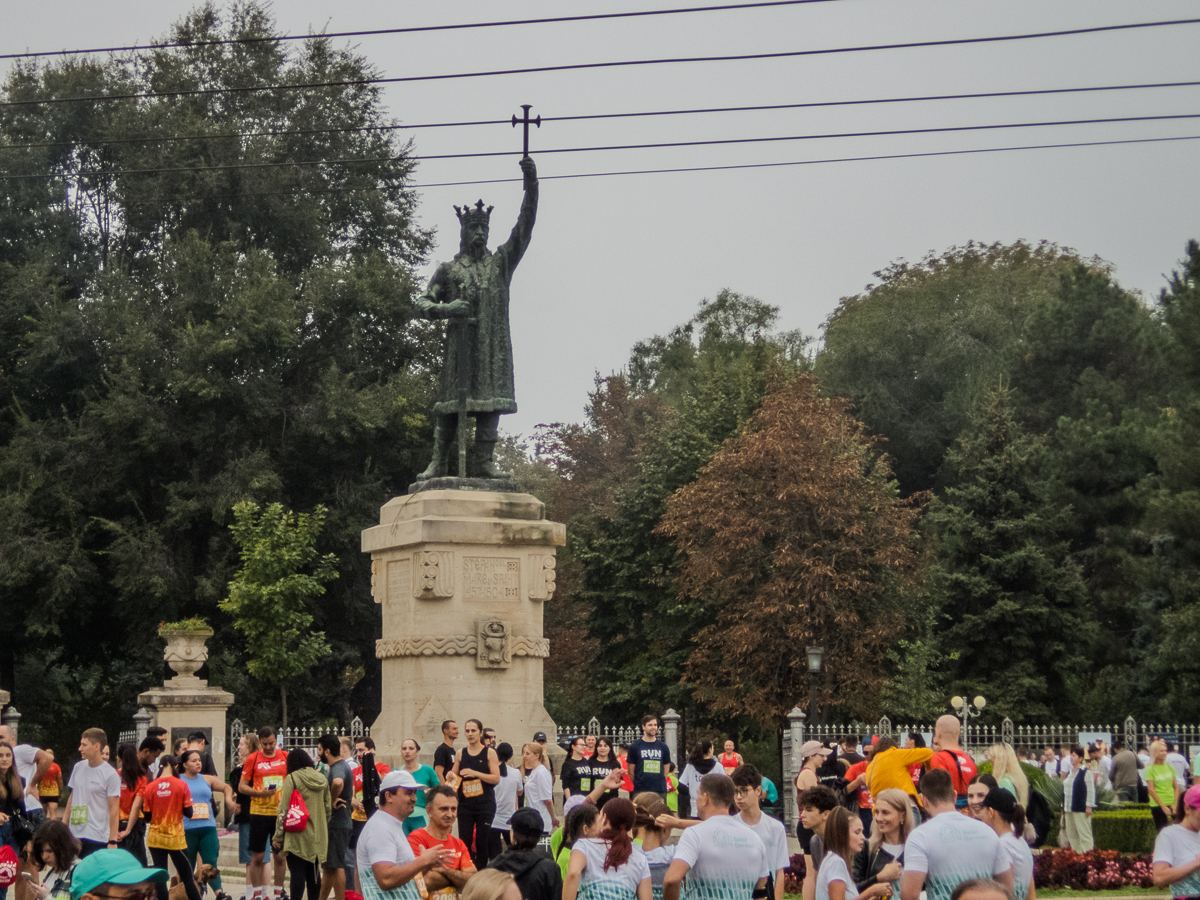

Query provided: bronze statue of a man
[415,156,537,480]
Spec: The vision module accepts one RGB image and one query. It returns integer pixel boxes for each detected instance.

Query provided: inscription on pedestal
[463,557,520,599]
[387,558,410,607]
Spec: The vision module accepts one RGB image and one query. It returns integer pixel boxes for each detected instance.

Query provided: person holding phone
[240,728,289,900]
[27,820,80,900]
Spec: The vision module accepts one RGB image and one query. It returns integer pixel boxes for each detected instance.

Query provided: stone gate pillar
[362,490,565,765]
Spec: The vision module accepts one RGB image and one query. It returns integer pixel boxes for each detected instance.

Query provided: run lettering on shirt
[243,750,289,817]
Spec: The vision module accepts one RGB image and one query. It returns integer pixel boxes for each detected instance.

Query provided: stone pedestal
[362,489,565,765]
[138,629,235,779]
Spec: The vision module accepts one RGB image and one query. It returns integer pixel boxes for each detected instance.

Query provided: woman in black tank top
[451,718,500,869]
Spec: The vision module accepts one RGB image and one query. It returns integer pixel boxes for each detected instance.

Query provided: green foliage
[1092,808,1157,854]
[0,2,437,741]
[927,390,1090,721]
[220,500,337,725]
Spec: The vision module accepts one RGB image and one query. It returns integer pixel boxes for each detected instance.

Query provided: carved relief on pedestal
[415,550,454,599]
[376,631,550,663]
[527,555,556,601]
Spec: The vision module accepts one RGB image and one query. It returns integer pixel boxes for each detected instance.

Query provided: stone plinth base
[138,679,234,779]
[362,489,564,767]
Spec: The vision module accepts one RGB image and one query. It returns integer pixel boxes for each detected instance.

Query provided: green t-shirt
[1147,764,1178,808]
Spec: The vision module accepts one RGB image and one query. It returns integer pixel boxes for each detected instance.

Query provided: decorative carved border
[377,635,549,659]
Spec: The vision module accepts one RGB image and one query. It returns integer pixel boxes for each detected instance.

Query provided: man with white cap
[356,770,450,900]
[68,848,169,900]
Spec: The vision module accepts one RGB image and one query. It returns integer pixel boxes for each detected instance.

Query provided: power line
[3,18,1198,109]
[113,134,1200,202]
[4,111,1198,181]
[0,1,842,61]
[4,79,1199,153]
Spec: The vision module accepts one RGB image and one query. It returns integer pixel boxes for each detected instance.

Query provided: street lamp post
[950,695,986,749]
[807,645,824,726]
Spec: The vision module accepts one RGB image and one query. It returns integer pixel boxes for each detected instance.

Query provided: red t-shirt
[242,750,289,816]
[142,776,193,850]
[618,756,633,793]
[120,775,148,819]
[408,828,472,898]
[38,763,62,797]
[930,749,978,795]
[844,760,873,809]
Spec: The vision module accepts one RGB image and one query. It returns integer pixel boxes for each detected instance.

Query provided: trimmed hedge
[1092,808,1156,854]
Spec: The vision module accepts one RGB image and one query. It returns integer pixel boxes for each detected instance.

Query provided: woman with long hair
[678,742,717,819]
[853,789,913,894]
[462,868,522,900]
[589,739,622,810]
[271,749,331,900]
[552,802,602,882]
[453,719,501,869]
[563,798,651,900]
[399,738,439,836]
[523,743,557,836]
[116,744,149,865]
[490,743,524,858]
[818,808,892,900]
[179,749,240,900]
[120,756,202,900]
[987,744,1030,807]
[631,793,674,864]
[28,819,80,900]
[966,774,999,820]
[0,742,26,871]
[981,789,1034,900]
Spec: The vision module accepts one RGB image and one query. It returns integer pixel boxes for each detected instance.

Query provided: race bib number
[643,760,661,775]
[462,779,483,798]
[580,778,592,791]
[263,775,283,792]
[192,802,210,820]
[70,806,89,826]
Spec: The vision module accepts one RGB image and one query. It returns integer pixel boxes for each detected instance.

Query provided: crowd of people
[4,714,1200,900]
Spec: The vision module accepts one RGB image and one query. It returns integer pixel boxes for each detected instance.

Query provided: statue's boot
[416,420,456,480]
[471,416,510,479]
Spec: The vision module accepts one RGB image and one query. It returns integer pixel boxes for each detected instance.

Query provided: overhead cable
[3,18,1198,109]
[3,79,1199,152]
[3,111,1198,181]
[111,134,1200,202]
[0,1,844,61]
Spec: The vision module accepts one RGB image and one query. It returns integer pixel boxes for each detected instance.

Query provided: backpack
[0,845,17,888]
[284,783,310,833]
[1025,789,1052,848]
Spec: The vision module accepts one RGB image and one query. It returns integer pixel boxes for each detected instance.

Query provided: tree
[0,3,438,738]
[927,391,1090,721]
[817,241,1104,493]
[220,500,336,727]
[657,374,925,728]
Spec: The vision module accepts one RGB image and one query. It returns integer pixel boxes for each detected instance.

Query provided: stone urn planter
[158,624,214,686]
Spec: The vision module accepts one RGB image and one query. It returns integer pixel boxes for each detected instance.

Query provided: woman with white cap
[1152,784,1200,897]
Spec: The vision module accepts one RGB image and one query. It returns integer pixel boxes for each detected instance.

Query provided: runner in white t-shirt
[980,788,1034,900]
[565,798,651,900]
[357,770,448,900]
[664,773,767,900]
[1152,785,1200,898]
[731,765,790,900]
[900,770,1012,900]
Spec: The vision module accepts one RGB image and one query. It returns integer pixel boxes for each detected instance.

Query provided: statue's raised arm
[498,156,538,270]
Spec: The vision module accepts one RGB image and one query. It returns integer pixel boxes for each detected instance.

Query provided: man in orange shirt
[842,739,876,833]
[239,727,289,900]
[37,750,62,820]
[929,715,978,810]
[407,786,476,898]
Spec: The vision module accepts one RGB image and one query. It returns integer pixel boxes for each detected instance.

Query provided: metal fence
[556,719,646,748]
[229,717,370,768]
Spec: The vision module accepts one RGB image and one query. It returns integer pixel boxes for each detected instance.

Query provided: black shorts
[324,827,351,870]
[248,814,276,854]
[797,823,814,854]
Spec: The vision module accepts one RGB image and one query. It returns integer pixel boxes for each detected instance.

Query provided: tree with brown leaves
[658,373,926,728]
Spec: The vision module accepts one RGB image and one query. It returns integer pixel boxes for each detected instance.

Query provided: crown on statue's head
[455,200,494,227]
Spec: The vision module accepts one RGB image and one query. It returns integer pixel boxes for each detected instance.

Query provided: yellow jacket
[865,747,932,800]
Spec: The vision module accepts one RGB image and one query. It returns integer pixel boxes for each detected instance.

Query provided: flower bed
[1034,849,1154,890]
[784,853,806,893]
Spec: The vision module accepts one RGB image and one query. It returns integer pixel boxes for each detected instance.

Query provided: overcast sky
[5,0,1199,438]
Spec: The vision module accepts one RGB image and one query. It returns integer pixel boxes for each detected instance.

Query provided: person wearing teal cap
[68,849,168,900]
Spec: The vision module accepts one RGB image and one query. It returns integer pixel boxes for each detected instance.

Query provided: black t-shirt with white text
[628,738,671,793]
[561,757,593,796]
